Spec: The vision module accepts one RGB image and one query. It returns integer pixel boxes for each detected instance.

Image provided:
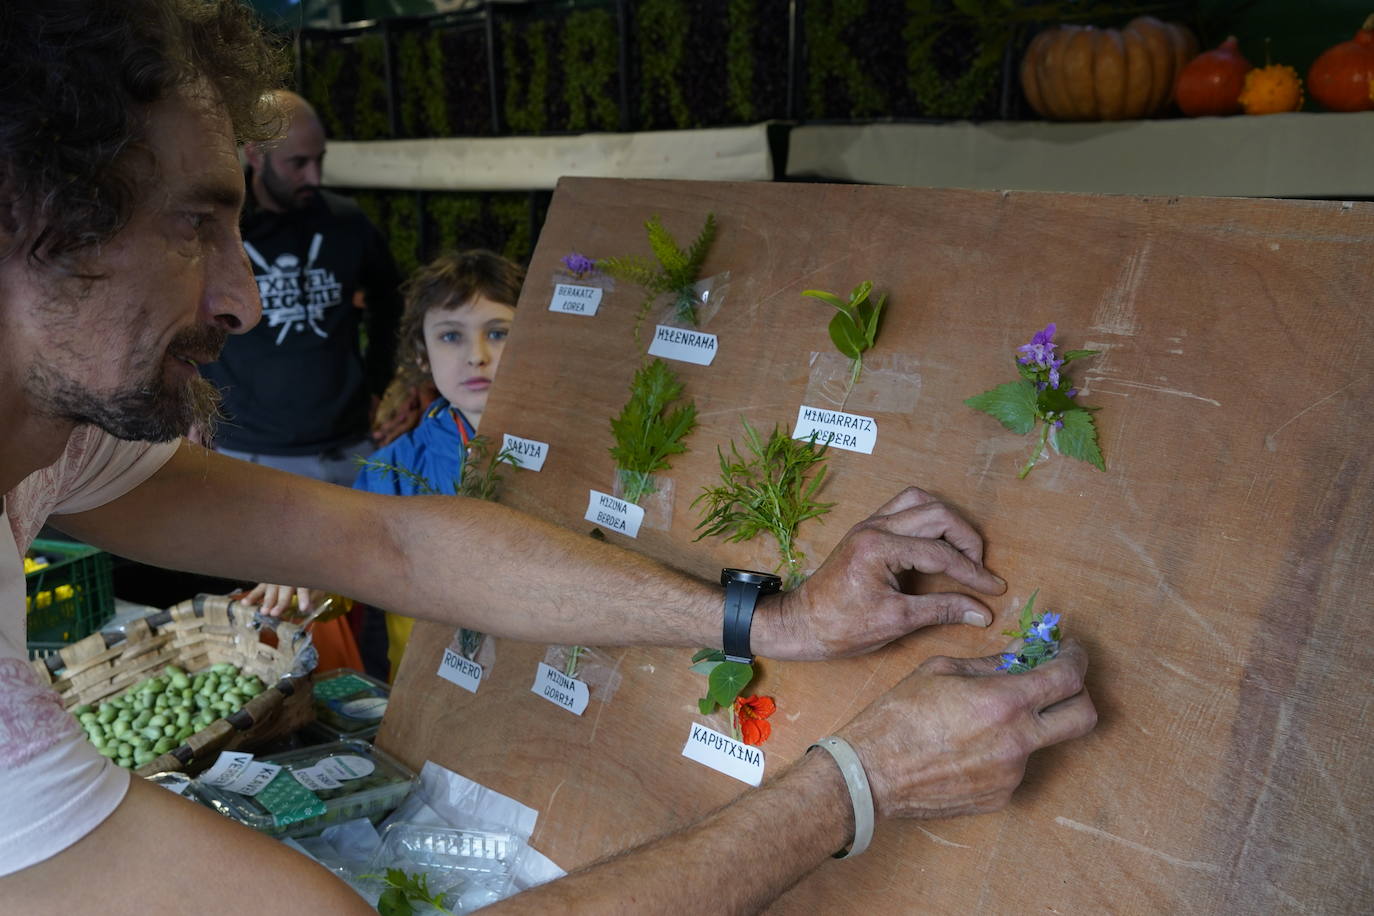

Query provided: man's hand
[755,487,1007,660]
[239,582,324,619]
[839,638,1096,820]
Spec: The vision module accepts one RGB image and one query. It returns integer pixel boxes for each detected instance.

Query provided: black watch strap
[721,568,782,663]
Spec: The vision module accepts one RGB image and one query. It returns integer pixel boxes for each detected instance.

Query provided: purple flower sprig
[996,590,1062,674]
[560,252,600,279]
[965,322,1105,478]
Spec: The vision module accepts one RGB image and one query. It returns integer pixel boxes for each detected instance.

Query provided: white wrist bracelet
[809,735,875,859]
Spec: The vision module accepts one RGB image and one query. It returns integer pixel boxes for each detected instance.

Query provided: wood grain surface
[379,178,1374,914]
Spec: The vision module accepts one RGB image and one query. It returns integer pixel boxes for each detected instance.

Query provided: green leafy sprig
[689,647,757,742]
[608,358,698,505]
[965,323,1104,479]
[598,212,717,339]
[996,590,1063,674]
[802,281,887,405]
[364,868,455,916]
[693,419,833,590]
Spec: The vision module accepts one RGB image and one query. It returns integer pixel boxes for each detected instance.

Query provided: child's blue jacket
[353,398,476,496]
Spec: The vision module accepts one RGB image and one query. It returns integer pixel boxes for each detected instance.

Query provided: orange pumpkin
[1021,16,1199,120]
[1307,14,1374,112]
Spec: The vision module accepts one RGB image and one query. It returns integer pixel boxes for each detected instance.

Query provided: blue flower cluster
[561,252,598,277]
[997,611,1062,674]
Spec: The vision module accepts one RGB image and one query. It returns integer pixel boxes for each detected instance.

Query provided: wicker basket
[28,594,316,778]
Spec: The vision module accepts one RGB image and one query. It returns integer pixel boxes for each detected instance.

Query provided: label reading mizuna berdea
[583,490,645,538]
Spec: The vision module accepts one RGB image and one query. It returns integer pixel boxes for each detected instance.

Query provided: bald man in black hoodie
[203,91,402,484]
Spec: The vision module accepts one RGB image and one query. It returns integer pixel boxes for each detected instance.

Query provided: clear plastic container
[311,668,390,741]
[364,823,524,914]
[194,739,416,839]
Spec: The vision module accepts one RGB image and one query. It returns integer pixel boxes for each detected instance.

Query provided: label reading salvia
[530,662,590,715]
[647,324,718,366]
[583,490,645,539]
[437,648,484,693]
[682,722,765,786]
[548,284,603,316]
[501,434,549,472]
[791,404,878,455]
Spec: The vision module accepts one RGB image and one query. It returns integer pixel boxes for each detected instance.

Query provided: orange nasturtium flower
[735,695,776,746]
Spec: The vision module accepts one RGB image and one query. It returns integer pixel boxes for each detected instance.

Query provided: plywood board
[379,178,1374,914]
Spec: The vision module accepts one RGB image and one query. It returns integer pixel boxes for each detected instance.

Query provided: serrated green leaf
[828,313,865,359]
[689,660,722,676]
[646,215,688,277]
[708,661,755,708]
[1061,349,1100,363]
[965,381,1038,435]
[1053,409,1106,471]
[1038,386,1079,415]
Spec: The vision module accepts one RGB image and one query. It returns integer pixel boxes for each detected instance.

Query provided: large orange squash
[1021,16,1199,120]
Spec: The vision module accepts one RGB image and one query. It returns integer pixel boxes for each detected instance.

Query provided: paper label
[647,324,719,366]
[201,751,281,797]
[531,662,590,715]
[438,648,484,693]
[791,405,878,454]
[319,754,376,781]
[338,697,388,721]
[584,490,645,538]
[549,283,603,315]
[291,764,343,792]
[681,723,765,786]
[502,434,549,472]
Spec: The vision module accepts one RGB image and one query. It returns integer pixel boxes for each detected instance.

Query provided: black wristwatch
[721,568,783,663]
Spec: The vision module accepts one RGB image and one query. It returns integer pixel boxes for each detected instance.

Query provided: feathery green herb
[609,359,698,505]
[598,212,717,339]
[693,419,834,589]
[365,868,455,916]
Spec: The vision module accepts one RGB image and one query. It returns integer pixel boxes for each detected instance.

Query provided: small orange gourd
[1020,16,1199,121]
[1308,14,1374,111]
[1238,64,1304,114]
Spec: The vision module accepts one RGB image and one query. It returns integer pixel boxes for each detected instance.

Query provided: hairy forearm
[493,751,854,914]
[358,492,721,648]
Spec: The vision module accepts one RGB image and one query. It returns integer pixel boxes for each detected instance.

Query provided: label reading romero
[583,490,645,538]
[682,722,765,786]
[548,283,603,315]
[530,662,590,715]
[791,404,878,455]
[437,648,483,693]
[646,324,718,366]
[501,433,549,472]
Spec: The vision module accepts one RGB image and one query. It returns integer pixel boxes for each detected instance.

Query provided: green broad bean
[117,757,133,768]
[72,704,93,717]
[141,726,163,742]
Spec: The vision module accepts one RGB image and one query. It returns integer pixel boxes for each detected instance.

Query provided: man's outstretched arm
[55,443,1005,659]
[2,642,1093,914]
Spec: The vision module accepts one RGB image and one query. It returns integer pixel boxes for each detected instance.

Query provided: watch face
[721,568,783,589]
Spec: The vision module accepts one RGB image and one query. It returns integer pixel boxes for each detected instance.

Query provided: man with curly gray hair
[0,2,1094,913]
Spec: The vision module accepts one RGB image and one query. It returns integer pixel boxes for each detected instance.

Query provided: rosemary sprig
[692,419,834,589]
[608,358,698,505]
[598,212,717,340]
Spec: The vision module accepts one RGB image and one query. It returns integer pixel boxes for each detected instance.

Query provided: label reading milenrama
[531,662,590,715]
[681,722,765,786]
[502,434,549,472]
[791,404,878,454]
[549,284,603,315]
[438,648,483,693]
[647,324,718,366]
[583,490,645,538]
